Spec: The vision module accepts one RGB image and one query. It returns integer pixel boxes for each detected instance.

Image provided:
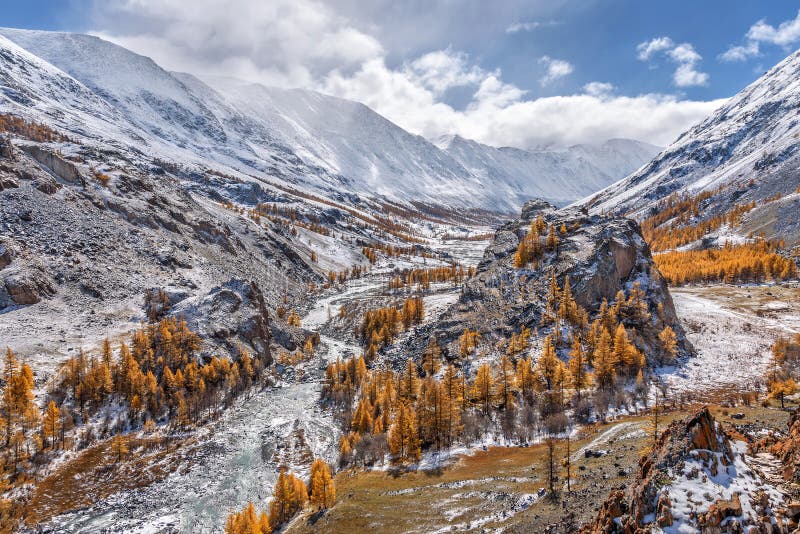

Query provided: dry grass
[22,435,191,528]
[288,401,793,533]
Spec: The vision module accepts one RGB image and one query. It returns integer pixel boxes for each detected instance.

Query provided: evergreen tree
[567,335,589,398]
[593,330,615,391]
[658,326,678,364]
[388,401,420,463]
[421,338,442,376]
[225,502,271,534]
[111,433,128,463]
[534,336,562,391]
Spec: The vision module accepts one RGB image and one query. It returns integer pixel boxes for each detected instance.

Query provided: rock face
[767,407,800,484]
[18,144,84,185]
[2,264,55,305]
[171,279,272,363]
[403,201,689,364]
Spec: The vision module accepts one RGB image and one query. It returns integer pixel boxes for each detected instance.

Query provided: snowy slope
[584,47,800,218]
[0,27,656,213]
[201,76,489,207]
[437,134,659,205]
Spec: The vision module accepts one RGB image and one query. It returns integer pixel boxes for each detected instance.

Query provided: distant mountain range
[0,28,659,213]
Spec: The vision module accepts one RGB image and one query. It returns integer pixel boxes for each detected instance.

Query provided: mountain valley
[0,21,799,534]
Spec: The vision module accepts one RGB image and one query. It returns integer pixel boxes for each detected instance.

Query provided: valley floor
[19,262,800,533]
[663,284,800,396]
[23,240,486,533]
[284,403,793,534]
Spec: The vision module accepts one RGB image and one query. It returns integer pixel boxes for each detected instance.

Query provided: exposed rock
[0,173,19,190]
[699,493,742,528]
[0,241,12,270]
[767,406,800,483]
[2,261,55,306]
[582,408,784,533]
[0,136,14,160]
[270,420,316,471]
[656,493,672,527]
[171,279,272,363]
[19,144,85,185]
[402,204,690,365]
[520,198,556,221]
[34,175,62,194]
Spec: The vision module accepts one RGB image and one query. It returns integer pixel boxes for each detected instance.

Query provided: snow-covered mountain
[437,135,660,206]
[0,28,657,213]
[584,46,800,229]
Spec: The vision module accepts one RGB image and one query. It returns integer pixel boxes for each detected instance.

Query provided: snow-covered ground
[658,435,787,532]
[659,285,800,396]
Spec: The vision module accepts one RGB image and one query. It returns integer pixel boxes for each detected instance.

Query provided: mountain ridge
[0,27,658,214]
[582,45,800,245]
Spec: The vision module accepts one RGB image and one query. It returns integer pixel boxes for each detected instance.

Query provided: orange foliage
[654,241,797,285]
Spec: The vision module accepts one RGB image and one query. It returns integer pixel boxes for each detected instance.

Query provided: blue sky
[5,1,800,148]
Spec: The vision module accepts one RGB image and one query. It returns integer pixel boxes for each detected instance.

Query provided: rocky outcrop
[583,408,788,533]
[520,198,556,221]
[768,407,800,484]
[19,144,85,185]
[171,279,272,363]
[404,201,689,364]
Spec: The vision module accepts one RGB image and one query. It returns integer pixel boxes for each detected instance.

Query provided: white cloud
[638,37,708,87]
[324,56,722,148]
[505,20,559,33]
[538,56,573,86]
[721,10,800,62]
[405,49,490,96]
[747,10,800,46]
[673,63,709,87]
[636,37,674,61]
[91,0,383,88]
[89,0,722,149]
[719,41,760,62]
[668,43,701,64]
[583,82,614,96]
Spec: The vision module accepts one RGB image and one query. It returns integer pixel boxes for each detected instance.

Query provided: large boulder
[0,242,13,270]
[0,136,14,160]
[1,261,55,306]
